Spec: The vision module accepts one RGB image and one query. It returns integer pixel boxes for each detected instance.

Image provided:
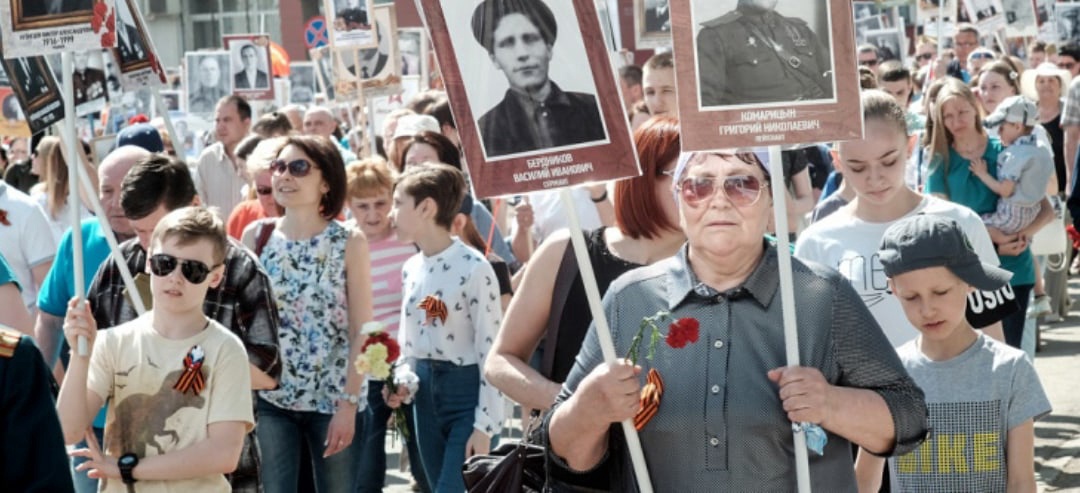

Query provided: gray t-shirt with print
[889,334,1051,492]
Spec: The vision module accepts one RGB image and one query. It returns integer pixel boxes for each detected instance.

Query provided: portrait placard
[419,0,639,198]
[0,55,63,133]
[333,5,401,99]
[1001,0,1037,37]
[325,0,377,49]
[0,86,31,138]
[0,0,116,58]
[1057,3,1080,44]
[69,50,108,116]
[107,0,165,91]
[311,46,337,100]
[854,15,882,45]
[398,28,427,83]
[289,61,318,104]
[864,28,905,62]
[184,51,232,116]
[224,34,275,101]
[961,0,1005,34]
[671,0,861,150]
[635,0,672,49]
[917,0,957,22]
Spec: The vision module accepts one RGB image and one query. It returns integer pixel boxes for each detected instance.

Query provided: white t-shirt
[0,182,57,308]
[795,195,999,347]
[31,191,92,244]
[524,187,603,245]
[88,315,254,493]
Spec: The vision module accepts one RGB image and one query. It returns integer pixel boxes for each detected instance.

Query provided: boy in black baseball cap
[854,214,1049,492]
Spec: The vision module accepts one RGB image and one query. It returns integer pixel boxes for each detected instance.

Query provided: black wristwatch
[119,453,139,485]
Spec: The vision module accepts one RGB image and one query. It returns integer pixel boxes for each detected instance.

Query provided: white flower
[361,321,387,335]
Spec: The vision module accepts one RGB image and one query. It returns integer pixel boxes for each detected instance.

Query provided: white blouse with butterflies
[398,238,505,436]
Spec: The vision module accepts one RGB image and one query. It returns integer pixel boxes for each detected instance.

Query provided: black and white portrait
[446,0,609,159]
[2,94,22,120]
[1002,0,1036,36]
[230,42,270,90]
[72,50,108,115]
[693,0,835,108]
[8,56,49,103]
[1058,4,1080,43]
[289,62,317,104]
[312,47,337,100]
[854,15,882,44]
[344,18,390,80]
[328,0,375,47]
[115,0,148,67]
[864,29,903,63]
[644,0,671,33]
[160,90,180,111]
[18,0,92,19]
[184,52,231,115]
[398,28,423,77]
[966,0,998,21]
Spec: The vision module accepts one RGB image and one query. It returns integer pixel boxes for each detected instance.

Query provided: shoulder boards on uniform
[702,11,741,27]
[0,327,21,358]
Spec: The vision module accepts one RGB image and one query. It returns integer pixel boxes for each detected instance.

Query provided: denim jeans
[355,380,429,493]
[71,426,104,493]
[412,360,483,493]
[257,398,365,493]
[1003,284,1033,349]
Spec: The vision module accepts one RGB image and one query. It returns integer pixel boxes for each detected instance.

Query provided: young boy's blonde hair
[151,206,228,265]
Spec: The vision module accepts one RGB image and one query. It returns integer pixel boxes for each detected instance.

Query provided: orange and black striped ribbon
[173,350,205,396]
[634,368,664,431]
[417,295,448,325]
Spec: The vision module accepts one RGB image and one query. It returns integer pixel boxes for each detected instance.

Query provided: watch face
[120,455,137,466]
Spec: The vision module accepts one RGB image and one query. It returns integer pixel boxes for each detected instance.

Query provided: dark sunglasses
[676,175,765,208]
[916,53,934,61]
[1059,61,1077,71]
[149,254,218,284]
[969,52,995,61]
[270,158,313,178]
[255,186,273,195]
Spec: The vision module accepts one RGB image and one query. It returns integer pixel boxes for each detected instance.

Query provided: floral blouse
[257,220,362,414]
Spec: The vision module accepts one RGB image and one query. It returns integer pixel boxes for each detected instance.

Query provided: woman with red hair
[484,116,685,411]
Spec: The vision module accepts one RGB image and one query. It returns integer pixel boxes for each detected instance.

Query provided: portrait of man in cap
[696,0,834,107]
[470,0,607,158]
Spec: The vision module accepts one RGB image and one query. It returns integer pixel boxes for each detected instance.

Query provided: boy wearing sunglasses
[57,206,255,492]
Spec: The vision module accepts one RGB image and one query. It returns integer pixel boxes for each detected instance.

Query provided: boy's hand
[382,384,410,409]
[323,405,356,458]
[71,429,119,479]
[62,298,97,358]
[465,429,491,458]
[968,158,988,177]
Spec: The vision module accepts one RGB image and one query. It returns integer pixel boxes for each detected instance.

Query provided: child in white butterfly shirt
[385,163,504,492]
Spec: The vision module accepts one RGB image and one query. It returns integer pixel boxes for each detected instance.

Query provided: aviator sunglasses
[270,158,314,178]
[149,254,219,284]
[670,152,768,207]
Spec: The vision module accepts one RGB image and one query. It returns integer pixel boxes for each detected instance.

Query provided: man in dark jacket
[471,0,606,158]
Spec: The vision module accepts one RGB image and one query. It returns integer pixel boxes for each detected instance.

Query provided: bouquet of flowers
[625,311,699,430]
[354,322,418,437]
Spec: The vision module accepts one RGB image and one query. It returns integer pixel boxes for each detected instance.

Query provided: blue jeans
[257,398,365,493]
[412,360,483,493]
[355,380,429,493]
[71,426,104,493]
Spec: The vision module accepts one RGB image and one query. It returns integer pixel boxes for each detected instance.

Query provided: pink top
[368,235,416,336]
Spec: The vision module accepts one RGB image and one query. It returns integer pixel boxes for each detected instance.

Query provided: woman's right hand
[62,298,97,358]
[571,360,642,427]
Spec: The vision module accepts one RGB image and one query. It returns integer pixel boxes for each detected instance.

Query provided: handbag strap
[254,220,276,257]
[541,238,580,380]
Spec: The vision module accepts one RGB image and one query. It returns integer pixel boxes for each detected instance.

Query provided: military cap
[471,0,557,53]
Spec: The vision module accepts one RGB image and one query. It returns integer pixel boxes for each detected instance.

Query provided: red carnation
[361,332,401,363]
[665,317,699,349]
[101,31,115,48]
[93,1,108,17]
[91,13,102,32]
[106,11,116,33]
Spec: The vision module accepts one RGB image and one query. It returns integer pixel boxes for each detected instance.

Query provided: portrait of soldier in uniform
[115,0,147,68]
[72,50,107,107]
[232,43,270,90]
[696,0,834,107]
[470,0,607,158]
[9,56,48,103]
[645,0,671,32]
[19,0,92,18]
[186,54,230,114]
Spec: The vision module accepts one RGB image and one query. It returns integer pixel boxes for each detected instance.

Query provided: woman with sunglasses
[797,90,1005,348]
[485,116,685,414]
[925,81,1054,349]
[226,135,283,240]
[241,136,373,493]
[543,147,928,490]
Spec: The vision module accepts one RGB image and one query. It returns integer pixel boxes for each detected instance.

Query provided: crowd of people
[0,13,1067,493]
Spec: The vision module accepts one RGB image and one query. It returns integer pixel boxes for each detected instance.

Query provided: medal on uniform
[174,345,206,396]
[786,24,807,47]
[788,56,802,68]
[748,36,756,47]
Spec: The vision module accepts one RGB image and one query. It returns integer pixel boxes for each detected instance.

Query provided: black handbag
[462,412,547,492]
[462,242,580,493]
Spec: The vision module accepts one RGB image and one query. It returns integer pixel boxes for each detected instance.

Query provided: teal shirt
[926,138,1035,286]
[0,253,18,289]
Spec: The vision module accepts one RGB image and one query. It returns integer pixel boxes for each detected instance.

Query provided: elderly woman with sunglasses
[544,151,928,491]
[241,136,374,493]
